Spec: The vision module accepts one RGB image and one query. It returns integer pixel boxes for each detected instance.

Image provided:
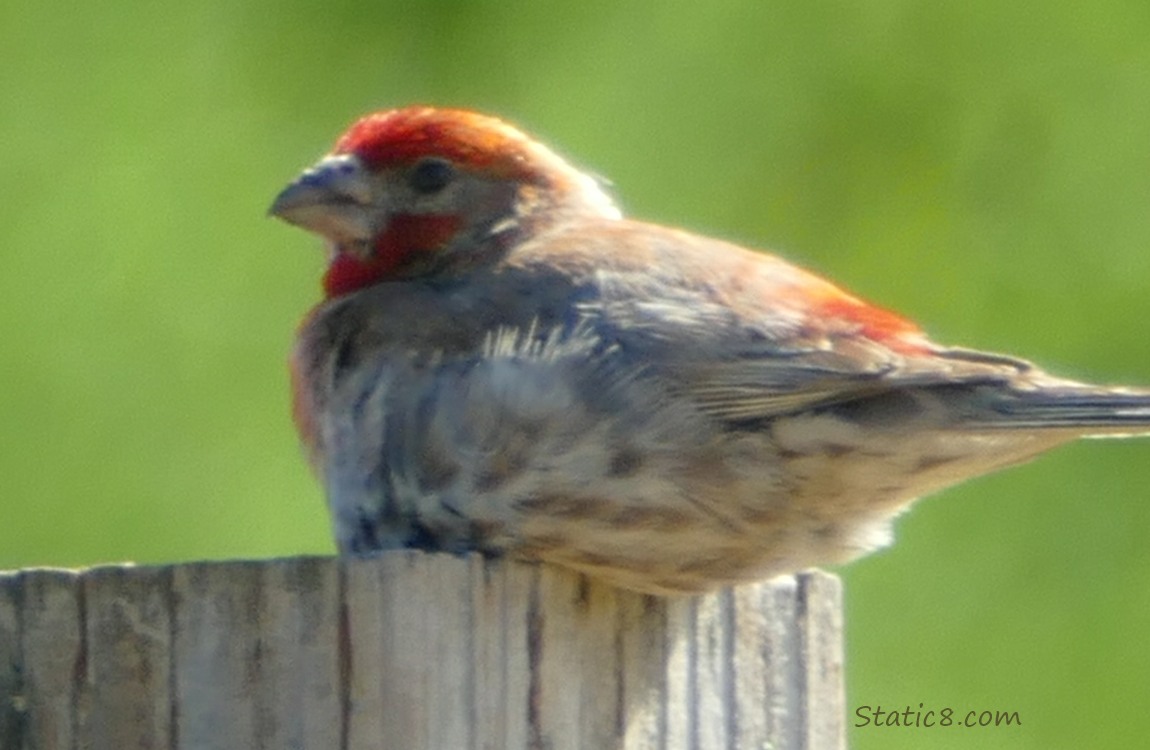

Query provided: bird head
[270,107,619,297]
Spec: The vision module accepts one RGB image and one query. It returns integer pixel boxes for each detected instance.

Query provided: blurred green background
[3,1,1149,747]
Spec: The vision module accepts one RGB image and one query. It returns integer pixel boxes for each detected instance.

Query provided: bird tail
[971,384,1150,435]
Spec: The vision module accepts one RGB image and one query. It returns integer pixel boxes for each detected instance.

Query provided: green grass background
[4,2,1150,747]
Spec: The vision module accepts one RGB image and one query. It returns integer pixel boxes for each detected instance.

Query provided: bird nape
[271,106,1150,595]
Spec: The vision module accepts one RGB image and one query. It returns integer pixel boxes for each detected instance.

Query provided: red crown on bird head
[333,107,552,181]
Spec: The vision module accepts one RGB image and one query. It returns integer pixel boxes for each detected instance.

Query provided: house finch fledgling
[271,107,1150,595]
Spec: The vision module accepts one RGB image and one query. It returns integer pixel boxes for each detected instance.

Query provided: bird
[270,106,1150,595]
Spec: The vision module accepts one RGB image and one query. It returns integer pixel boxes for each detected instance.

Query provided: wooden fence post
[0,554,844,749]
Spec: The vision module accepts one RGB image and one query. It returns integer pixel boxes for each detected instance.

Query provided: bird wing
[572,223,1039,423]
[571,225,1150,432]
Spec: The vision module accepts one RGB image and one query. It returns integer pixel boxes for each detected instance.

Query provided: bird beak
[269,154,376,245]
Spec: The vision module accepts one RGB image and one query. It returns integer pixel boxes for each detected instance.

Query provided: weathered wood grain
[0,555,844,750]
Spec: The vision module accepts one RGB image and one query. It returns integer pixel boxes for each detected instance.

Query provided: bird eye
[408,158,456,195]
